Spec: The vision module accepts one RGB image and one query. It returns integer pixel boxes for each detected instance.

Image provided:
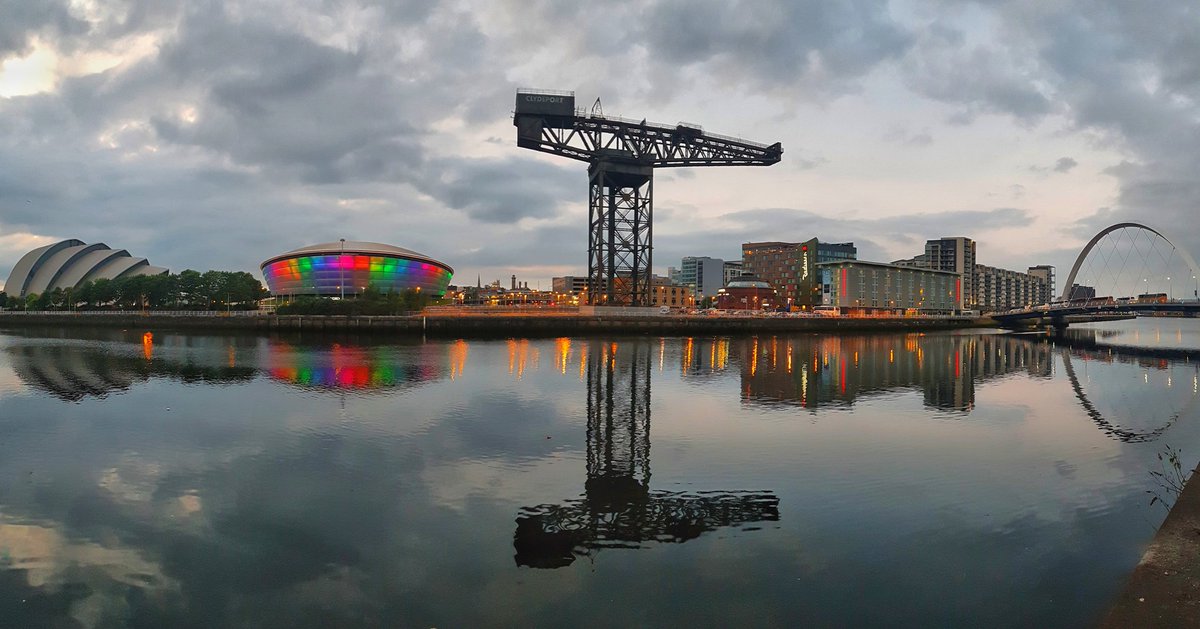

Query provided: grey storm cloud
[0,0,86,56]
[638,0,913,95]
[414,157,579,224]
[1053,157,1078,173]
[2,0,1200,287]
[977,1,1200,261]
[902,25,1053,124]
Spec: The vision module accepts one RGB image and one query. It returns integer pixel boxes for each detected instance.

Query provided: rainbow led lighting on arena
[265,342,446,392]
[260,241,453,297]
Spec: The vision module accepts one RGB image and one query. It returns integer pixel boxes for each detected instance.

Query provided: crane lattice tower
[513,89,783,306]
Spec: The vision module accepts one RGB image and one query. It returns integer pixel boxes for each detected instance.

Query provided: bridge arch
[1060,222,1200,302]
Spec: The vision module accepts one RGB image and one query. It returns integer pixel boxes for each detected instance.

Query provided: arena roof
[260,241,452,272]
[4,239,168,298]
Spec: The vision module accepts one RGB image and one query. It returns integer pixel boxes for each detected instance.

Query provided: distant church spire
[477,274,481,289]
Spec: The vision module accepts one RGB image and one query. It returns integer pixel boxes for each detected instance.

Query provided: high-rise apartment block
[975,265,1050,311]
[1026,265,1056,304]
[923,237,976,309]
[894,237,1054,312]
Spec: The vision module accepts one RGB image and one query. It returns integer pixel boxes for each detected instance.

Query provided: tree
[177,270,203,306]
[201,270,228,310]
[91,278,117,308]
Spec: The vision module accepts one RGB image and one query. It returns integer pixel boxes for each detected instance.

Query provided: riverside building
[975,265,1054,311]
[677,256,727,299]
[742,239,856,310]
[818,260,959,314]
[893,237,1053,312]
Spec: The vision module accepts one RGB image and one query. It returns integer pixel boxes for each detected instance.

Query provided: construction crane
[513,89,784,306]
[513,341,780,568]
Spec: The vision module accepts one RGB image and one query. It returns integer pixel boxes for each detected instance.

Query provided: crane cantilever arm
[515,112,783,167]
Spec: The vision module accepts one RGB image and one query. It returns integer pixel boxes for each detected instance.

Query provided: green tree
[91,278,116,307]
[177,270,203,307]
[201,270,228,310]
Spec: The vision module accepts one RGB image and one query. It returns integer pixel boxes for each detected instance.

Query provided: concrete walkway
[1103,463,1200,627]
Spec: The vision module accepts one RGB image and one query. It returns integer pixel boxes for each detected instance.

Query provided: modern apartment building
[650,275,695,308]
[894,238,1053,312]
[551,276,589,295]
[923,237,976,309]
[742,239,857,309]
[974,265,1050,312]
[1026,265,1056,304]
[818,260,959,313]
[678,256,727,299]
[723,260,743,286]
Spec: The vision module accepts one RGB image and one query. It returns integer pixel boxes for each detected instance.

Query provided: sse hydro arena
[260,241,454,297]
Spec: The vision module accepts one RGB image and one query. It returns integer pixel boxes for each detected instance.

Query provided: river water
[0,318,1198,627]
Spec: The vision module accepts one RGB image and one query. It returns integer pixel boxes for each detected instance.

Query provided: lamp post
[339,238,346,300]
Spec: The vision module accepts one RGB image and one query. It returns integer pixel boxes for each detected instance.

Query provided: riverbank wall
[1103,461,1200,627]
[0,312,991,337]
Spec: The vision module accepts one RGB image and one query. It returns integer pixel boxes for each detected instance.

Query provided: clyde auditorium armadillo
[4,239,168,298]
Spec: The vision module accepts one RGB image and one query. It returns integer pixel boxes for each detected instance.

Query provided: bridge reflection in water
[514,340,780,569]
[733,334,1050,413]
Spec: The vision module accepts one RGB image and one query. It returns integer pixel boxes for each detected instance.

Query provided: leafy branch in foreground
[1147,445,1192,511]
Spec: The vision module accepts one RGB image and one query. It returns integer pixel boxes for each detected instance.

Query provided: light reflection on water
[0,321,1198,627]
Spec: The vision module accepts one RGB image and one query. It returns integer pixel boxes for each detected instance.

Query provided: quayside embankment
[0,312,991,338]
[1103,461,1200,627]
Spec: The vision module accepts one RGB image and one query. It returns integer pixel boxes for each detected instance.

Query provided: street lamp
[339,238,346,300]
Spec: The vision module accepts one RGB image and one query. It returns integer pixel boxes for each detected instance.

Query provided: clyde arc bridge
[514,89,782,306]
[994,222,1200,328]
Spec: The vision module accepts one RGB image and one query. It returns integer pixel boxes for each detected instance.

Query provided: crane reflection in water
[514,340,780,569]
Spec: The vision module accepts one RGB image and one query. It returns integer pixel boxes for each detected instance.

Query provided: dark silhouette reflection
[5,339,255,401]
[5,330,466,400]
[1050,331,1200,443]
[731,330,1200,443]
[735,334,1052,412]
[1056,326,1200,362]
[264,339,465,392]
[515,341,780,568]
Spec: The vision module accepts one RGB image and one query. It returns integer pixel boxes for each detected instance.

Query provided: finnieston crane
[513,89,783,306]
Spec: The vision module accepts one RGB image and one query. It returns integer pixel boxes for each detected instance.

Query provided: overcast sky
[1,0,1197,291]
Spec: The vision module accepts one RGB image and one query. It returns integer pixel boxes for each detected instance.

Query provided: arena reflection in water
[264,339,467,392]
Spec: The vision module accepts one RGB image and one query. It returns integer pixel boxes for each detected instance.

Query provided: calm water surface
[1,319,1199,627]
